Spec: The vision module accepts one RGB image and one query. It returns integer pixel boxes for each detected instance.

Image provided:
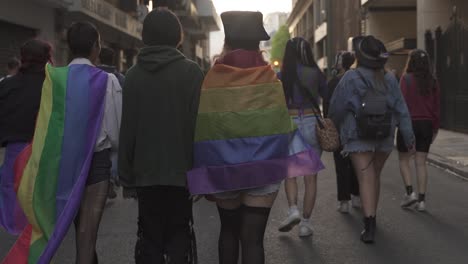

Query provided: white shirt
[69,58,122,153]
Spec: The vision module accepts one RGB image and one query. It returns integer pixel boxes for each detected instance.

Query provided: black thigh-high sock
[239,205,272,264]
[217,206,242,264]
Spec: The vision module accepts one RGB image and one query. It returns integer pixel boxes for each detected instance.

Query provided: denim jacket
[328,67,415,147]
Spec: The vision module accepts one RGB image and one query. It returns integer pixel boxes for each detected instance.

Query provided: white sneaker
[351,196,362,208]
[401,192,418,208]
[416,201,426,212]
[298,222,314,237]
[337,201,350,214]
[278,208,301,232]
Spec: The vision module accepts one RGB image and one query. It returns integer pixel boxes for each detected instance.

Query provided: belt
[288,108,320,116]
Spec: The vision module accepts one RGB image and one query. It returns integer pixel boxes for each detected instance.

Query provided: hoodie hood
[137,46,186,72]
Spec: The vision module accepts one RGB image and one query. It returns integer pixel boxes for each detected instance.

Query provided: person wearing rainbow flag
[187,11,324,264]
[0,39,52,235]
[2,22,122,264]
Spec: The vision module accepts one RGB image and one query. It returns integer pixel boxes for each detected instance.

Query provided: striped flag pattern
[188,64,324,195]
[2,64,108,264]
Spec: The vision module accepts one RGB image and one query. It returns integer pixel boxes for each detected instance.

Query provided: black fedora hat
[221,11,270,42]
[353,35,389,69]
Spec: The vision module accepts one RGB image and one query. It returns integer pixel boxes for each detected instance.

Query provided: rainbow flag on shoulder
[2,64,108,264]
[187,64,324,195]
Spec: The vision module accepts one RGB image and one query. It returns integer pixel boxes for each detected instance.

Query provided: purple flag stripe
[0,142,28,234]
[187,149,325,195]
[194,134,290,167]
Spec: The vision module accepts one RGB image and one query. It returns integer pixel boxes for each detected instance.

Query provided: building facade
[0,0,63,75]
[287,0,361,74]
[362,0,468,131]
[1,0,219,75]
[0,0,145,74]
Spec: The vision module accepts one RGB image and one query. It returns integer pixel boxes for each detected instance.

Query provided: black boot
[360,216,376,244]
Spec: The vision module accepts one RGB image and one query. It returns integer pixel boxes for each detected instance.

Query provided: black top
[118,46,204,188]
[0,66,45,146]
[323,73,344,118]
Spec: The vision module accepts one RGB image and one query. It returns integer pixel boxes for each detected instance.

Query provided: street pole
[326,0,334,79]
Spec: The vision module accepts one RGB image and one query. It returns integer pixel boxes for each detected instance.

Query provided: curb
[427,153,468,180]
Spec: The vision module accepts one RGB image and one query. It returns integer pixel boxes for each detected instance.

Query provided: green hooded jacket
[118,46,204,188]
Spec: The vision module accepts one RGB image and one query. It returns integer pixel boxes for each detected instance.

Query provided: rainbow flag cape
[2,64,108,264]
[187,64,324,195]
[0,142,29,234]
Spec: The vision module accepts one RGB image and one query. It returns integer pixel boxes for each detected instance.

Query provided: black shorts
[397,120,433,153]
[86,149,111,186]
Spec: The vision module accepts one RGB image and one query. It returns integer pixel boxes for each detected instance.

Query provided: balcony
[361,0,416,10]
[31,0,72,8]
[67,0,142,40]
[385,37,416,55]
[196,0,221,32]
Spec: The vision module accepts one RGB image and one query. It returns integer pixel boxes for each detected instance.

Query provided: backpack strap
[295,80,325,129]
[355,69,371,90]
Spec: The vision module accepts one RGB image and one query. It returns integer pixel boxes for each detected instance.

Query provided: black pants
[135,186,193,264]
[333,149,360,201]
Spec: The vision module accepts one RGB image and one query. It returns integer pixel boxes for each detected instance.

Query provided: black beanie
[142,9,183,47]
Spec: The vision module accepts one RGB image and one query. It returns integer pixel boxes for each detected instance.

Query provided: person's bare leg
[242,192,278,208]
[351,152,378,243]
[373,152,391,212]
[75,181,109,264]
[415,152,429,195]
[302,174,317,219]
[398,152,413,187]
[284,178,298,207]
[351,152,377,217]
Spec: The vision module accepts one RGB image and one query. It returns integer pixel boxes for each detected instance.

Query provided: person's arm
[189,66,204,132]
[118,70,137,187]
[400,74,408,98]
[328,73,352,128]
[104,74,122,152]
[391,75,415,147]
[323,77,339,118]
[432,80,441,142]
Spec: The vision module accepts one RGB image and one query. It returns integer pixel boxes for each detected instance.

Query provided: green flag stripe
[195,107,293,142]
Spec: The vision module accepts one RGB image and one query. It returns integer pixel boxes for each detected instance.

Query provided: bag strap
[295,80,325,129]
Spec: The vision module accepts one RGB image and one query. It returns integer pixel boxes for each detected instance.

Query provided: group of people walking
[0,8,440,264]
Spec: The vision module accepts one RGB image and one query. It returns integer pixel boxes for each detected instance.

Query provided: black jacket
[118,46,204,188]
[0,66,44,146]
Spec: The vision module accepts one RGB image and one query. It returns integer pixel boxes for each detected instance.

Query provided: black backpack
[354,70,393,140]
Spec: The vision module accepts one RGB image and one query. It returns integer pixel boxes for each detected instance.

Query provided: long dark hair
[404,49,436,96]
[281,37,322,101]
[20,39,53,71]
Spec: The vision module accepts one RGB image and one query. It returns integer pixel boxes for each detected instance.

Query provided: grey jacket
[329,67,415,147]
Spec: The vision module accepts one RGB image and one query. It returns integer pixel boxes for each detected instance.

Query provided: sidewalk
[427,129,468,179]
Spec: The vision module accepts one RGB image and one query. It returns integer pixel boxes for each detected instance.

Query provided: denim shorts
[289,115,322,156]
[213,182,282,200]
[343,136,394,155]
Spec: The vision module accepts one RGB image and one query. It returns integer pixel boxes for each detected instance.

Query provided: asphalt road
[1,151,468,264]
